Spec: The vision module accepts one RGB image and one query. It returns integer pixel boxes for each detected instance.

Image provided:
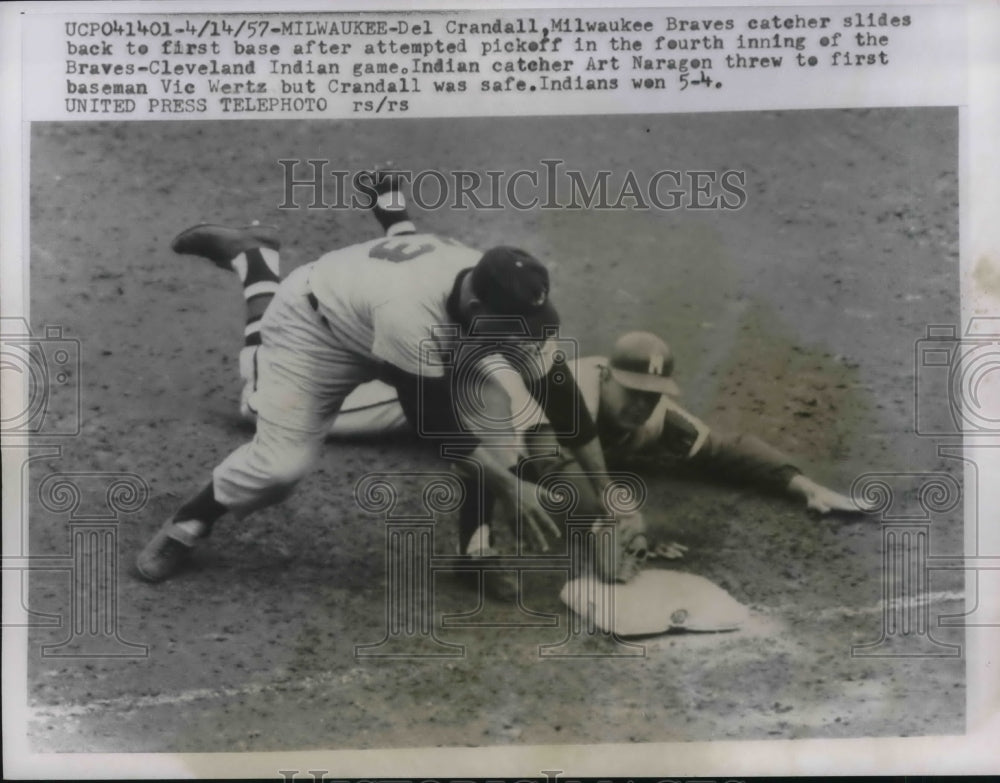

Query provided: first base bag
[560,569,750,636]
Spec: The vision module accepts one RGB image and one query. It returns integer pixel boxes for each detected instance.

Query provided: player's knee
[240,457,312,507]
[213,439,318,512]
[233,437,321,495]
[261,445,318,488]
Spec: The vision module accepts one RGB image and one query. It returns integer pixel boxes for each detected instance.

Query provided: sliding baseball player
[163,176,863,583]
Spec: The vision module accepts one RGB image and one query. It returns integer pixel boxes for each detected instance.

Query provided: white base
[560,569,750,636]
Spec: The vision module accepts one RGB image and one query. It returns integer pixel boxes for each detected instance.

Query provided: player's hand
[495,482,563,552]
[789,475,871,516]
[523,485,564,551]
[651,541,690,560]
[594,510,648,583]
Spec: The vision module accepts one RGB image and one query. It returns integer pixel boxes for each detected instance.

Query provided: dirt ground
[24,108,965,754]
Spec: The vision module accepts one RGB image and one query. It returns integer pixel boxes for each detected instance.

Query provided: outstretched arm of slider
[658,402,870,517]
[786,474,870,515]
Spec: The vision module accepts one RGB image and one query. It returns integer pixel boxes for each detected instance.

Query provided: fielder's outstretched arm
[385,363,562,550]
[531,357,651,572]
[530,358,608,491]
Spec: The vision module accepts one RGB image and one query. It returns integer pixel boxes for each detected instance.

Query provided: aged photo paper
[2,0,998,778]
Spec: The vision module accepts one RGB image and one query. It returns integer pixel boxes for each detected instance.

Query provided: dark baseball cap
[609,331,681,396]
[469,246,560,339]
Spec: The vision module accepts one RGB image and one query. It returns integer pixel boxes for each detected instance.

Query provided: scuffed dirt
[25,109,964,753]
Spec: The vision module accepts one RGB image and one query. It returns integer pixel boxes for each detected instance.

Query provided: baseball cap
[469,246,560,339]
[608,331,681,396]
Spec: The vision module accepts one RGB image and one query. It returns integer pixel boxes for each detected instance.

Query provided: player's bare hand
[651,541,689,560]
[789,475,872,516]
[495,482,562,552]
[522,485,564,551]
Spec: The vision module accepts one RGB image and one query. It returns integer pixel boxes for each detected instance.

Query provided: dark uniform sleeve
[529,359,599,449]
[659,405,802,491]
[380,365,479,456]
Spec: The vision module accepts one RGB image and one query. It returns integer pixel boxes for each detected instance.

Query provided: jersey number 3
[369,238,434,263]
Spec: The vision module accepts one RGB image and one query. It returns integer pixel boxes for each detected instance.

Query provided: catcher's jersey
[307,233,480,377]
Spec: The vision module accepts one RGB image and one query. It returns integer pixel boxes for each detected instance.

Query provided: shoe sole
[135,520,197,582]
[170,223,281,262]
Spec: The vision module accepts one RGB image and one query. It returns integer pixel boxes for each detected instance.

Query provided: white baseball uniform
[213,233,489,512]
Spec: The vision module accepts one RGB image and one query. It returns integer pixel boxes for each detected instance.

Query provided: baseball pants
[213,263,383,512]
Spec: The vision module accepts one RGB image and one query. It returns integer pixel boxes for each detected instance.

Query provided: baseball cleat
[171,223,281,269]
[135,518,205,582]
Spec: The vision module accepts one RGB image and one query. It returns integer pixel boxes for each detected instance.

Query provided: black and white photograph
[3,2,999,779]
[20,106,965,744]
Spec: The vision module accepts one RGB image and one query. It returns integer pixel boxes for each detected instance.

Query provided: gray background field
[26,109,963,751]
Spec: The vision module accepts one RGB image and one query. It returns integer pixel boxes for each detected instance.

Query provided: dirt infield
[25,108,964,752]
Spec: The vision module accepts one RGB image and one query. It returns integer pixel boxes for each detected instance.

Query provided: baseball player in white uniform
[135,197,639,584]
[144,175,861,593]
[242,329,864,557]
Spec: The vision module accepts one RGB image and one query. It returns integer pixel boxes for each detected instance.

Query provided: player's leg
[185,171,417,429]
[135,416,331,583]
[171,223,282,420]
[328,380,411,437]
[172,222,281,345]
[136,264,373,581]
[369,169,417,237]
[317,170,419,437]
[264,170,418,436]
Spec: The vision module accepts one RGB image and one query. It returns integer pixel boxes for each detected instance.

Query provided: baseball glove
[594,511,649,583]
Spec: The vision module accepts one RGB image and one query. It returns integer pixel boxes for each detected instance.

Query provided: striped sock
[230,247,280,347]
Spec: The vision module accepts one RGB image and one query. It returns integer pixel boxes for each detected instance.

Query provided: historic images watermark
[2,318,148,658]
[350,316,1000,662]
[1,318,81,437]
[352,469,649,659]
[914,317,1000,436]
[847,319,1000,658]
[849,470,964,658]
[3,466,150,659]
[354,314,642,658]
[277,160,749,212]
[414,321,579,440]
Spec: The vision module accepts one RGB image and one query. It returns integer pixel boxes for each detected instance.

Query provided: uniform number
[369,238,434,263]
